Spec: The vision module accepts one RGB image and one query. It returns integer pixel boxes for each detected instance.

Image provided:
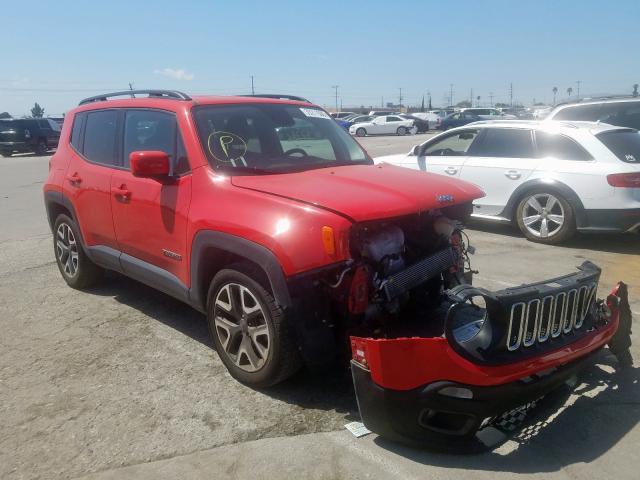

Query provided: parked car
[0,118,61,156]
[349,114,417,136]
[459,107,517,119]
[337,115,374,130]
[44,90,632,447]
[330,111,355,119]
[438,111,482,130]
[399,114,429,133]
[375,120,640,244]
[368,110,398,117]
[409,111,441,129]
[546,97,640,129]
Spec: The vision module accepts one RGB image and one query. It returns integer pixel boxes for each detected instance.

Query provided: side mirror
[130,151,170,178]
[410,145,420,156]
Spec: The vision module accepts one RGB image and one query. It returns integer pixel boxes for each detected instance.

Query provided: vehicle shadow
[85,271,359,417]
[468,220,639,255]
[373,351,640,474]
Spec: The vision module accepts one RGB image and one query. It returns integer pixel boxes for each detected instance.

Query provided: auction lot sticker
[300,108,331,120]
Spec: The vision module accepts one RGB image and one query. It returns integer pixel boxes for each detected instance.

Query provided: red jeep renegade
[44,90,632,446]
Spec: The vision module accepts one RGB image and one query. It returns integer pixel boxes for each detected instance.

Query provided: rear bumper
[352,349,598,446]
[580,208,640,233]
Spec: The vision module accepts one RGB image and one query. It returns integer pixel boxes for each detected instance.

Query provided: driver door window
[419,129,479,176]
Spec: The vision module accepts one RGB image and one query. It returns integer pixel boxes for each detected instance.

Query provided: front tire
[1,150,11,157]
[356,127,367,137]
[397,126,407,136]
[207,268,301,388]
[516,191,576,244]
[53,214,103,288]
[36,139,48,155]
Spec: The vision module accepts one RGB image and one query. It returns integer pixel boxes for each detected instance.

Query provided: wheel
[53,214,104,288]
[36,139,48,155]
[1,151,11,157]
[207,267,301,388]
[396,126,407,136]
[516,191,575,244]
[355,128,366,137]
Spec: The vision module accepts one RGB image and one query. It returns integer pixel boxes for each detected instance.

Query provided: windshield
[193,103,371,174]
[597,130,640,164]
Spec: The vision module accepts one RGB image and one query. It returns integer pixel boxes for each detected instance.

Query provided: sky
[1,0,639,116]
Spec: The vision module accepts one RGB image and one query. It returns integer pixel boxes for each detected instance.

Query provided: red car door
[63,110,119,250]
[110,109,192,285]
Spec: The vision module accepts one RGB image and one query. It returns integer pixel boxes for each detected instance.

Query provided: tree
[455,100,472,108]
[476,95,481,107]
[0,112,11,119]
[566,87,573,98]
[552,86,558,105]
[633,84,639,98]
[30,103,45,118]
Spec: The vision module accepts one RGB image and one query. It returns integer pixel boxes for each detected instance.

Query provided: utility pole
[470,88,473,105]
[398,88,403,110]
[489,92,494,106]
[576,80,581,99]
[250,75,255,95]
[509,82,513,107]
[381,96,384,108]
[331,85,339,112]
[449,84,454,107]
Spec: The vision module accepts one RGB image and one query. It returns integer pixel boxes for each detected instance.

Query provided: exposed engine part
[359,225,405,276]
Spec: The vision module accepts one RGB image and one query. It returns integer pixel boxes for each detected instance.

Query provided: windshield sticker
[299,108,331,120]
[208,131,248,166]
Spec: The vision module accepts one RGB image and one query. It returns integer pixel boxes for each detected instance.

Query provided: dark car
[0,118,61,156]
[439,111,482,130]
[399,114,429,133]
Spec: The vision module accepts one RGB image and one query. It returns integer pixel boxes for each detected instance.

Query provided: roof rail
[78,90,192,106]
[240,93,311,103]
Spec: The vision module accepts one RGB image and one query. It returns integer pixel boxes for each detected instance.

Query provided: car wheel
[1,151,11,157]
[516,191,575,244]
[397,126,407,136]
[356,128,367,137]
[53,214,104,288]
[207,267,301,388]
[36,139,48,155]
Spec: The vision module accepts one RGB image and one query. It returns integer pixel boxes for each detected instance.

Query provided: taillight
[607,172,640,188]
[348,265,369,315]
[350,337,369,367]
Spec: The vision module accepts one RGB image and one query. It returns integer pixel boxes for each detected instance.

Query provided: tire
[36,139,48,155]
[207,267,301,388]
[396,126,407,136]
[53,214,104,288]
[355,128,367,137]
[1,151,11,157]
[516,190,576,244]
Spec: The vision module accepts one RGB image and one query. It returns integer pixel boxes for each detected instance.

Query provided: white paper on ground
[344,421,372,438]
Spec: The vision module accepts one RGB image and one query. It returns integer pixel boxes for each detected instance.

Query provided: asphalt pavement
[1,146,638,480]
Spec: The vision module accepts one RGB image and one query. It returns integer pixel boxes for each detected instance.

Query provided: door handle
[66,173,82,186]
[444,167,458,175]
[504,170,521,180]
[113,185,131,201]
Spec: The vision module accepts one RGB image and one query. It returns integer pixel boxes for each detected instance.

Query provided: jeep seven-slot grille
[506,283,597,351]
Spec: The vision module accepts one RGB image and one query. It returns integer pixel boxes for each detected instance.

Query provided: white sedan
[349,115,417,137]
[374,120,640,244]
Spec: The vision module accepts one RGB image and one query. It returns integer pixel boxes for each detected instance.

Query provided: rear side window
[474,128,534,158]
[83,110,118,165]
[535,131,592,160]
[70,114,84,151]
[597,130,640,163]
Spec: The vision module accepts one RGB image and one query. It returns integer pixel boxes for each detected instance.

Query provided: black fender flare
[500,179,587,228]
[43,190,86,242]
[189,230,292,313]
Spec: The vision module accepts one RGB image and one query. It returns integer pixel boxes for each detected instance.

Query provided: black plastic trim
[85,245,123,273]
[189,230,292,312]
[120,253,189,303]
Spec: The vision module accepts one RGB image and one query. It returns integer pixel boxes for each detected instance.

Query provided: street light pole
[332,85,339,112]
[250,75,255,95]
[576,80,581,99]
[449,84,454,107]
[399,87,403,110]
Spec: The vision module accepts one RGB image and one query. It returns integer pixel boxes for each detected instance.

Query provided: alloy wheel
[213,283,270,373]
[56,223,79,277]
[521,193,565,239]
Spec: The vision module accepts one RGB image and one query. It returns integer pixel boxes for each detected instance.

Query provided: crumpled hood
[230,164,484,222]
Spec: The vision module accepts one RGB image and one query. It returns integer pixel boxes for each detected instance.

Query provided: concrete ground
[1,143,638,479]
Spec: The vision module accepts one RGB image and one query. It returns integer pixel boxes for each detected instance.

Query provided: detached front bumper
[350,269,632,446]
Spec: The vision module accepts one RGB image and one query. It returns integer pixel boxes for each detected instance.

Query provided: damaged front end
[350,274,633,447]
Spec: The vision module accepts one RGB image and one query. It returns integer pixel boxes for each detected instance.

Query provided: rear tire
[36,139,48,155]
[516,190,576,244]
[356,128,366,137]
[53,214,104,289]
[207,267,301,388]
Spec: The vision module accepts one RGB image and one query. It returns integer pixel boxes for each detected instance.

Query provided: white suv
[375,120,640,244]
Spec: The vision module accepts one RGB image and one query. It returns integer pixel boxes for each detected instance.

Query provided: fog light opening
[438,386,474,399]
